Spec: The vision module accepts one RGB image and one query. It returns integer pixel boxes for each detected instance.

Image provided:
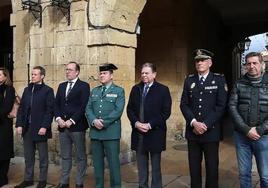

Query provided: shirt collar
[198,72,209,80]
[102,82,113,89]
[144,82,153,88]
[68,77,78,84]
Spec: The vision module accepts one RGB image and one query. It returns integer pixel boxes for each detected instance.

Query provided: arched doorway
[136,0,230,138]
[0,0,13,79]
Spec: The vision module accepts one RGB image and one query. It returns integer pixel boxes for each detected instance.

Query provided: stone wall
[136,26,188,139]
[10,0,227,163]
[10,0,146,163]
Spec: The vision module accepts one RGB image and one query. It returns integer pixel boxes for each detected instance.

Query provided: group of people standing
[0,49,267,188]
[0,61,171,188]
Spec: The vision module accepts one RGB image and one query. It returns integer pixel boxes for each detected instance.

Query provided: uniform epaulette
[188,74,194,77]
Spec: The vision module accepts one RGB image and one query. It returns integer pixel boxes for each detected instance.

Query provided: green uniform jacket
[85,83,125,140]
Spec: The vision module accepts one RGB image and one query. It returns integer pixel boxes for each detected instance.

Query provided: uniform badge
[224,84,228,91]
[190,82,196,89]
[106,94,118,97]
[212,80,215,84]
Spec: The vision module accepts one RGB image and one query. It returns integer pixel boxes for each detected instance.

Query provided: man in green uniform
[85,63,125,188]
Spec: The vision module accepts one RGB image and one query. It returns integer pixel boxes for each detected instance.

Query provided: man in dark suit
[180,49,227,188]
[54,61,90,188]
[85,63,125,188]
[15,66,54,188]
[127,62,172,188]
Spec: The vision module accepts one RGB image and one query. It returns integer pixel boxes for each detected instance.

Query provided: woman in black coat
[0,68,15,187]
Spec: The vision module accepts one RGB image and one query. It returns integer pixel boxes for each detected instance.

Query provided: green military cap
[194,49,214,60]
[99,63,118,72]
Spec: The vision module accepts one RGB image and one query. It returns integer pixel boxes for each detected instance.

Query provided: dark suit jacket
[0,84,15,159]
[16,83,54,142]
[55,79,90,132]
[127,81,172,152]
[180,72,227,142]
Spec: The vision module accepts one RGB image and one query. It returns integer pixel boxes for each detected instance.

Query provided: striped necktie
[66,81,73,96]
[143,84,150,98]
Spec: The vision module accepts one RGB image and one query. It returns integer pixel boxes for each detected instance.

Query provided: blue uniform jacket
[180,72,227,142]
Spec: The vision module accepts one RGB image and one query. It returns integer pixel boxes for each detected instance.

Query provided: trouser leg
[23,131,36,181]
[103,140,121,188]
[91,139,105,188]
[37,141,49,182]
[59,130,73,184]
[187,140,202,188]
[72,132,87,185]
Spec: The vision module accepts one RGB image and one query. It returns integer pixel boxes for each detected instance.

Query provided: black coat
[54,79,90,132]
[16,83,54,142]
[180,72,228,142]
[127,81,172,152]
[0,84,15,160]
[229,72,268,136]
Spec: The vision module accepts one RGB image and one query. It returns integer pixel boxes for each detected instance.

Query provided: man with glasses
[229,52,268,188]
[55,61,90,188]
[180,49,227,188]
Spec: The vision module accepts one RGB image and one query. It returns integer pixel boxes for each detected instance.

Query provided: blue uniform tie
[200,76,205,85]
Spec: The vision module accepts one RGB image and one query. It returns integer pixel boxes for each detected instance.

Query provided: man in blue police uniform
[85,63,125,188]
[180,49,227,188]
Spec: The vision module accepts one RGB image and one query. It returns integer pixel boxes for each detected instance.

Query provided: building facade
[9,0,192,162]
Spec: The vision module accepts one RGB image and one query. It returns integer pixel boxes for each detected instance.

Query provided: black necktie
[200,76,205,85]
[101,86,106,97]
[66,81,73,96]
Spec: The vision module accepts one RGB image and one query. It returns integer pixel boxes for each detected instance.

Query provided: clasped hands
[93,118,104,130]
[57,118,73,128]
[136,121,150,133]
[192,121,207,135]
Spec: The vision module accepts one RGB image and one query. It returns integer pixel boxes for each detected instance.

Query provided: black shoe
[75,184,83,188]
[36,181,46,188]
[14,181,34,188]
[56,184,69,188]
